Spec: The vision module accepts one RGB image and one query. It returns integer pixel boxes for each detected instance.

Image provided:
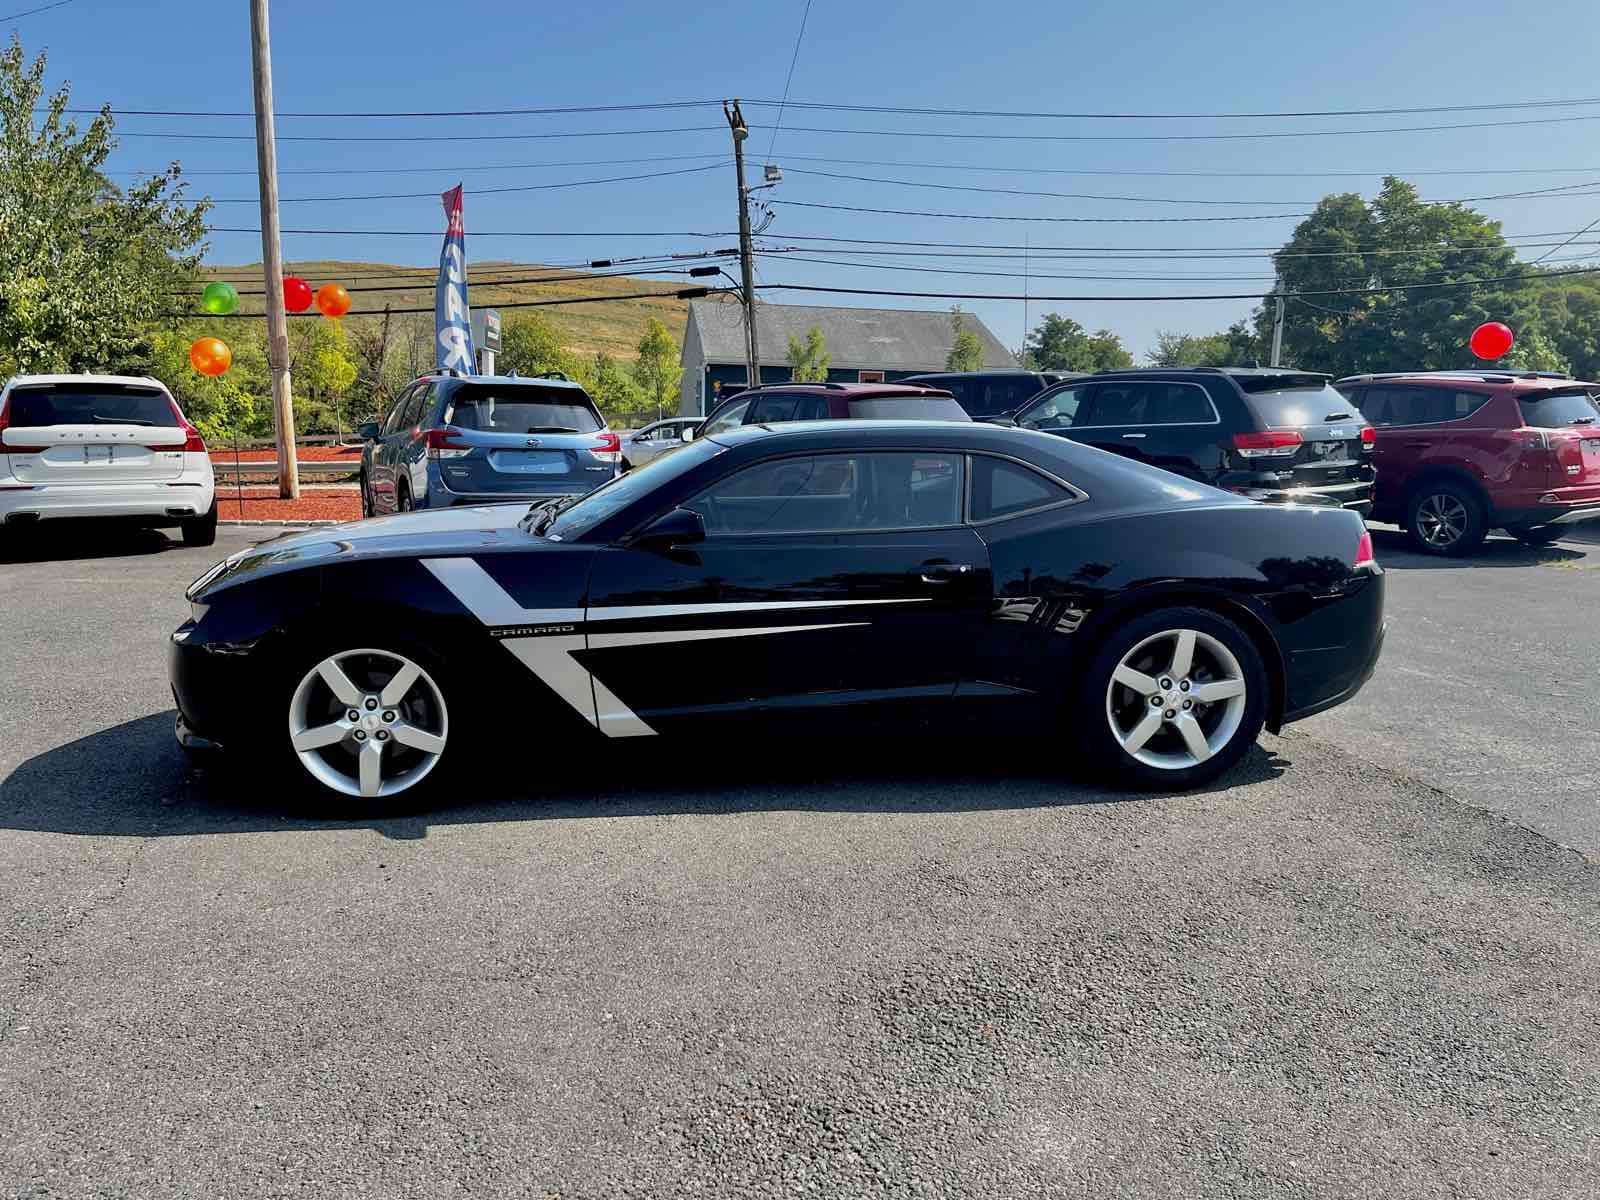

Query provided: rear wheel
[395,483,412,513]
[1082,607,1267,790]
[181,500,218,547]
[284,645,450,806]
[1405,481,1486,556]
[360,473,374,518]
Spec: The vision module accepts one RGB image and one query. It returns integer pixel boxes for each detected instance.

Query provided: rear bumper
[0,478,216,524]
[432,467,612,506]
[1229,477,1375,515]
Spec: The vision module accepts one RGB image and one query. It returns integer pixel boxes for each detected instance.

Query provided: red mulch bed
[216,488,361,523]
[209,444,364,463]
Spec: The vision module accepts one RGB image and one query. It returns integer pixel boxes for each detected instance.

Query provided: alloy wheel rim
[1417,494,1467,547]
[1105,628,1247,771]
[288,648,448,798]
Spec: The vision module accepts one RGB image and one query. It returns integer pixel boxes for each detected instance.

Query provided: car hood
[188,503,558,599]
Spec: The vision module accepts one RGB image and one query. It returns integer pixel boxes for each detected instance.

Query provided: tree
[1023,313,1133,372]
[946,307,984,371]
[1268,177,1537,376]
[588,350,646,423]
[150,324,269,445]
[786,325,831,381]
[498,311,585,380]
[632,317,683,419]
[1146,330,1236,367]
[295,320,358,439]
[0,37,208,375]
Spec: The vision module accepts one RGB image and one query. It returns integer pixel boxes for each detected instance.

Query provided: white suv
[0,374,217,546]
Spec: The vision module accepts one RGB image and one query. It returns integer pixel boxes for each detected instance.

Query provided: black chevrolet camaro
[171,420,1384,804]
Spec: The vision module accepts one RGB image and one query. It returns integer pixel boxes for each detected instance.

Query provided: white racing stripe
[422,555,909,738]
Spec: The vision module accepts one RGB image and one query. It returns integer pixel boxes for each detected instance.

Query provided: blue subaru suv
[358,372,620,515]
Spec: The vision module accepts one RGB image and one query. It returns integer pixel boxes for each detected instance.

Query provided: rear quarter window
[5,384,178,427]
[1518,389,1600,428]
[847,395,971,421]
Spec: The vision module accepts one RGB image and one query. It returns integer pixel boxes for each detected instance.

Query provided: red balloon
[283,276,313,313]
[316,283,352,319]
[1469,321,1514,360]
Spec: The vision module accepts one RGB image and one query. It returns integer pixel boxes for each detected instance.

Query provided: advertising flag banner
[435,184,477,373]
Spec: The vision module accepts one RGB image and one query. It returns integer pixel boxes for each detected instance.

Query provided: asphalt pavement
[1,523,1597,1199]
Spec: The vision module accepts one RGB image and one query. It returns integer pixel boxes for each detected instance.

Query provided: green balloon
[202,281,239,315]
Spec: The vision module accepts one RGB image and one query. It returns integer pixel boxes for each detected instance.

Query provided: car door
[370,384,417,512]
[579,449,992,737]
[1014,381,1095,436]
[1071,380,1224,482]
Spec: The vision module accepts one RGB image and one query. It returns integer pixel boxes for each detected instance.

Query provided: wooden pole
[249,0,299,499]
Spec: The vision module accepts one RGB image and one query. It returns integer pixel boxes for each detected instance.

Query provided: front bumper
[0,479,216,524]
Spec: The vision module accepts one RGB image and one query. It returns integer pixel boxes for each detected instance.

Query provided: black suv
[900,370,1086,420]
[1011,368,1377,513]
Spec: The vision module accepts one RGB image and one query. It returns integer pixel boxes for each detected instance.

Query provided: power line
[745,95,1600,121]
[1529,211,1600,266]
[764,0,815,164]
[112,153,727,177]
[202,250,735,282]
[111,125,726,144]
[1,0,71,20]
[756,229,1594,257]
[171,286,729,320]
[201,163,722,204]
[74,99,723,119]
[779,198,1312,223]
[203,263,725,298]
[207,226,736,238]
[752,264,1600,303]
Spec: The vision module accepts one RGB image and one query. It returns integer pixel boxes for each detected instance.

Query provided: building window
[858,370,885,383]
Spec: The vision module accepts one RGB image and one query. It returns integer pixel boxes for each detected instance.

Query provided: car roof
[1334,370,1599,393]
[3,373,169,390]
[420,372,591,393]
[1088,366,1328,381]
[901,370,1049,380]
[706,418,1060,451]
[735,382,952,398]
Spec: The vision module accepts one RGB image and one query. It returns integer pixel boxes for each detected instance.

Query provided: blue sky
[15,0,1600,358]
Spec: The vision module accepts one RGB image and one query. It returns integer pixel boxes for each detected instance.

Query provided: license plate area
[488,449,570,475]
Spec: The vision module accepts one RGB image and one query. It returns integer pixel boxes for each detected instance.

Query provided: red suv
[1334,371,1600,555]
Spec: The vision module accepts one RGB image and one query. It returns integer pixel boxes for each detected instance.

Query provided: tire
[277,639,455,813]
[395,483,412,513]
[1080,606,1268,791]
[1404,480,1487,557]
[181,500,218,547]
[360,473,374,519]
[1512,525,1562,546]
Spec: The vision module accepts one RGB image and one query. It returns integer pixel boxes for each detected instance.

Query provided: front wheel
[283,645,451,807]
[1405,481,1486,556]
[181,500,218,547]
[1081,607,1268,790]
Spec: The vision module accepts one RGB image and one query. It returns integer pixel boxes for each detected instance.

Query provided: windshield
[443,384,602,434]
[1519,389,1600,428]
[1243,384,1362,428]
[543,437,727,541]
[848,396,971,421]
[5,384,178,427]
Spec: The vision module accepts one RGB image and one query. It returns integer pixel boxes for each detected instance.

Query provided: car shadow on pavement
[0,710,1289,840]
[0,524,178,564]
[1368,527,1590,571]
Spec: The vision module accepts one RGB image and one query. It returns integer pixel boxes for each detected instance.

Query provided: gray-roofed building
[679,299,1017,415]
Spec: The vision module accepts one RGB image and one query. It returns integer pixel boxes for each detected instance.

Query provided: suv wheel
[181,500,219,548]
[360,473,374,518]
[1081,606,1267,790]
[1405,481,1486,556]
[395,484,412,513]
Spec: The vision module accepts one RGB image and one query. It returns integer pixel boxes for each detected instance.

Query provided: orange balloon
[315,283,352,318]
[189,336,233,377]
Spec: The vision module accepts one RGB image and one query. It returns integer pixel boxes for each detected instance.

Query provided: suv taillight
[1359,426,1376,450]
[0,395,36,454]
[589,431,621,464]
[1355,528,1377,571]
[424,427,472,458]
[152,398,207,453]
[1233,430,1303,458]
[1553,433,1585,478]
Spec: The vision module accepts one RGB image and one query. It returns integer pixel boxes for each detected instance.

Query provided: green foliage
[632,316,683,418]
[1268,177,1536,376]
[1023,313,1133,371]
[498,311,587,380]
[588,350,647,420]
[1146,330,1241,367]
[945,307,984,372]
[1500,328,1570,373]
[786,325,832,381]
[150,325,269,443]
[0,37,209,376]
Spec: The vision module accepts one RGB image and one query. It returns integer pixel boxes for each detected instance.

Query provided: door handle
[1121,433,1147,439]
[1403,441,1430,448]
[920,562,974,584]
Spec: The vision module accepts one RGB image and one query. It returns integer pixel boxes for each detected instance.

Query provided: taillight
[1359,426,1376,450]
[1516,428,1550,450]
[0,394,38,455]
[424,427,472,458]
[152,397,207,452]
[1354,528,1378,571]
[589,431,622,464]
[1232,430,1303,458]
[1554,435,1584,478]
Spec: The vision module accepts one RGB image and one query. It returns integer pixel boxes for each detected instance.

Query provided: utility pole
[250,0,299,499]
[1270,283,1286,368]
[724,99,761,392]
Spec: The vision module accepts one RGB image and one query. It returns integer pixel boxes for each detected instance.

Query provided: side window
[400,384,434,432]
[748,394,800,424]
[1448,390,1491,421]
[970,456,1075,522]
[683,452,963,535]
[702,399,751,436]
[1016,385,1089,431]
[1141,383,1215,425]
[381,385,416,435]
[793,395,830,421]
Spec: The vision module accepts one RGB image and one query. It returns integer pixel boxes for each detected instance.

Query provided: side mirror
[681,427,696,442]
[356,421,381,441]
[634,506,705,550]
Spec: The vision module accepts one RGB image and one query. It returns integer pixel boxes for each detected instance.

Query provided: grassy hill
[202,260,691,360]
